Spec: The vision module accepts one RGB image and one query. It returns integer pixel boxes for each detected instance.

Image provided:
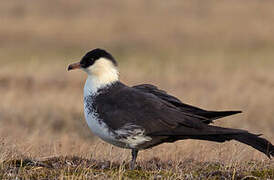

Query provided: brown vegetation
[0,0,273,179]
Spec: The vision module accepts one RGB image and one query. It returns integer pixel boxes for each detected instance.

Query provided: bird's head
[68,49,119,88]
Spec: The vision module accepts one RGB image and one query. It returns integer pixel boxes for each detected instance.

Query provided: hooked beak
[68,62,82,71]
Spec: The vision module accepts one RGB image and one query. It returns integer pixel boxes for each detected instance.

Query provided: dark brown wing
[133,84,241,124]
[94,82,273,157]
[95,82,239,135]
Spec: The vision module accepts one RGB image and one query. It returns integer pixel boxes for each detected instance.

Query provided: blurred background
[1,0,273,164]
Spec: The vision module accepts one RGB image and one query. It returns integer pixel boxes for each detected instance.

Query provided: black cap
[80,48,117,68]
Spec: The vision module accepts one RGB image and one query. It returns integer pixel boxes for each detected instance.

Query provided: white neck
[83,58,119,96]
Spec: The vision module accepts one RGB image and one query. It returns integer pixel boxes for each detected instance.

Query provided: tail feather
[186,131,274,158]
[151,125,274,158]
[209,126,274,158]
[231,133,274,158]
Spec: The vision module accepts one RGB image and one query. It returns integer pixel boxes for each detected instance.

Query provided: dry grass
[1,157,273,179]
[0,0,274,179]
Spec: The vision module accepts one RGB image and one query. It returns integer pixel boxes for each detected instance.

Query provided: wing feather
[95,83,208,135]
[133,84,241,123]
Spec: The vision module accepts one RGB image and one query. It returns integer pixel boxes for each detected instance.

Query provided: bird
[68,48,274,169]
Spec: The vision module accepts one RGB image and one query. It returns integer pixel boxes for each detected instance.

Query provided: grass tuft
[1,157,273,179]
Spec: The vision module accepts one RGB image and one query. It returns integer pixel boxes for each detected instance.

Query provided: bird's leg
[130,149,138,170]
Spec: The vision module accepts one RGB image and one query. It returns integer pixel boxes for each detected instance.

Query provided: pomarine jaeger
[68,48,274,169]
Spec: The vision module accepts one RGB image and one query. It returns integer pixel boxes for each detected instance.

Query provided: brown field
[0,0,273,179]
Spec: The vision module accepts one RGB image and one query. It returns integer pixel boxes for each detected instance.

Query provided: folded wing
[94,82,273,158]
[133,84,241,124]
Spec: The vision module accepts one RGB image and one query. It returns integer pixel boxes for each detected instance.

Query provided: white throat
[84,58,119,96]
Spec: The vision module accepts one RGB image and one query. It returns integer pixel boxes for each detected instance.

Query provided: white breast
[84,98,111,139]
[84,95,153,149]
[84,95,128,148]
[83,78,152,149]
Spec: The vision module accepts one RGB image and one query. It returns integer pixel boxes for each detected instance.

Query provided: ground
[0,1,274,179]
[1,157,273,179]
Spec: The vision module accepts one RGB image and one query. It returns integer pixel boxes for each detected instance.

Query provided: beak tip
[67,62,81,71]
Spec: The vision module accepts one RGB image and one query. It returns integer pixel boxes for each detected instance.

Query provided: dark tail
[187,126,274,158]
[231,133,274,158]
[151,125,274,158]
